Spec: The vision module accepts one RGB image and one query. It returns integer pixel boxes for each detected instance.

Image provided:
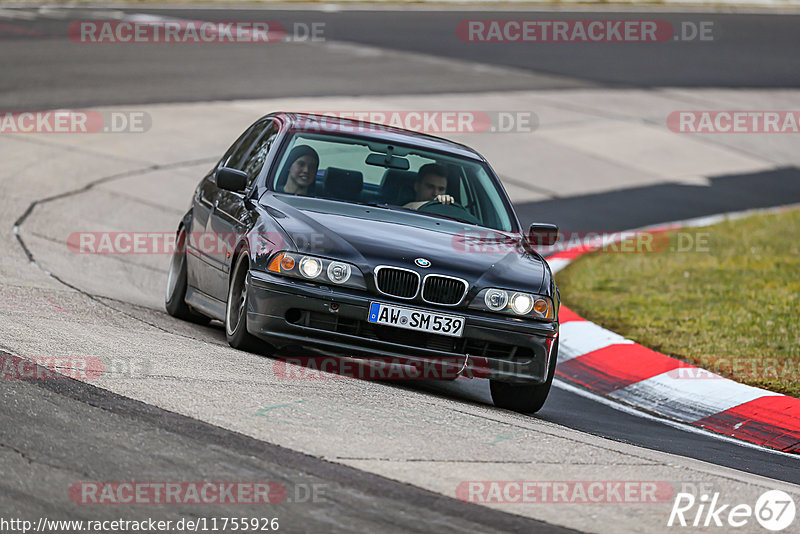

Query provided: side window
[459,178,468,206]
[459,169,483,223]
[223,121,265,170]
[241,122,279,187]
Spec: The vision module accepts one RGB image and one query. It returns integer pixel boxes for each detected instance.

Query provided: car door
[205,119,279,300]
[186,122,262,294]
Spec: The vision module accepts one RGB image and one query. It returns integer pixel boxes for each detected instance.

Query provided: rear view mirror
[365,152,410,170]
[216,167,248,192]
[528,223,559,247]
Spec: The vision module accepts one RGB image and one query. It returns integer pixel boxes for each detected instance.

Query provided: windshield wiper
[351,200,478,225]
[356,201,393,209]
[388,206,476,225]
[414,210,474,224]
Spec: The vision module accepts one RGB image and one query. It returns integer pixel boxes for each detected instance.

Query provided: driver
[403,163,455,209]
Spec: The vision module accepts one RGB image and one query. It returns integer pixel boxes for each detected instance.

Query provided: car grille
[464,340,533,363]
[422,275,467,305]
[375,267,419,299]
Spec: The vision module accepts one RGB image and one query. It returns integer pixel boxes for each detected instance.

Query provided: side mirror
[528,223,559,247]
[216,167,248,192]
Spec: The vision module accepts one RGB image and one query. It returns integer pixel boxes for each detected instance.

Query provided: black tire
[490,338,559,414]
[165,228,210,325]
[225,251,263,352]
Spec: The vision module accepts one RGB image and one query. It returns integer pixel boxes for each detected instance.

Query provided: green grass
[556,208,800,397]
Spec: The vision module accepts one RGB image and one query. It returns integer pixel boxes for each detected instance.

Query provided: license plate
[367,302,465,338]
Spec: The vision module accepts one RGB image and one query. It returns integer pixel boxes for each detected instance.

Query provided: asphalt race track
[1,5,799,533]
[2,8,800,110]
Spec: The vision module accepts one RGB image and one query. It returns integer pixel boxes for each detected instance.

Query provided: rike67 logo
[668,490,796,531]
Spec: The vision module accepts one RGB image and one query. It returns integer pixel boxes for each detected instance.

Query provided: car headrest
[322,167,363,202]
[380,169,417,205]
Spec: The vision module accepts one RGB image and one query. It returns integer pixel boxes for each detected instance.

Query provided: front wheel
[225,251,262,352]
[490,339,558,413]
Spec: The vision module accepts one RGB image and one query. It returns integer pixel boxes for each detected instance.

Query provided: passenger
[403,163,455,209]
[278,145,320,196]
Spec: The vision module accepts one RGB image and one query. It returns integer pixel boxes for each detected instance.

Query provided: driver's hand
[434,194,455,205]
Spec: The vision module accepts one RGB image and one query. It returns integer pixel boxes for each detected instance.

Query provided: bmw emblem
[415,258,431,268]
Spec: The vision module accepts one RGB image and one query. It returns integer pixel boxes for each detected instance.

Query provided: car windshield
[271,131,516,232]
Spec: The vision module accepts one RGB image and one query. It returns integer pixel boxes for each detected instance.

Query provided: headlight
[471,288,554,320]
[299,257,323,278]
[267,252,365,289]
[484,288,508,311]
[510,292,534,315]
[327,262,352,284]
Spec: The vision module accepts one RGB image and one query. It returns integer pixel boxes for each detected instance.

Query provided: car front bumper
[246,270,558,384]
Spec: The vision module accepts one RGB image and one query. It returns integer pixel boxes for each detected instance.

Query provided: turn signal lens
[533,297,554,319]
[268,253,284,273]
[281,255,296,270]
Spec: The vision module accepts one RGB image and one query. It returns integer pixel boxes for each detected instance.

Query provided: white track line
[558,321,633,361]
[0,8,36,20]
[609,370,782,421]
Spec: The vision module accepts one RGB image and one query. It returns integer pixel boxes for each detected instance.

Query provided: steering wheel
[418,199,480,225]
[420,197,464,208]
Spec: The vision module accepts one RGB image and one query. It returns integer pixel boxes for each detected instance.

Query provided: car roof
[272,112,487,162]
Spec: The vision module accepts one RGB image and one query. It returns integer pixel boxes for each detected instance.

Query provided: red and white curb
[548,207,800,454]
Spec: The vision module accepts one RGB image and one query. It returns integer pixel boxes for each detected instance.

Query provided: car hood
[265,195,549,294]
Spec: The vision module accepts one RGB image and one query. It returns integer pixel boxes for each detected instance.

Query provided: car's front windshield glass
[270,131,515,232]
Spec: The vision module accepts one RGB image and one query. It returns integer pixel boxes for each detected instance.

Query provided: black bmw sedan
[166,112,560,413]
